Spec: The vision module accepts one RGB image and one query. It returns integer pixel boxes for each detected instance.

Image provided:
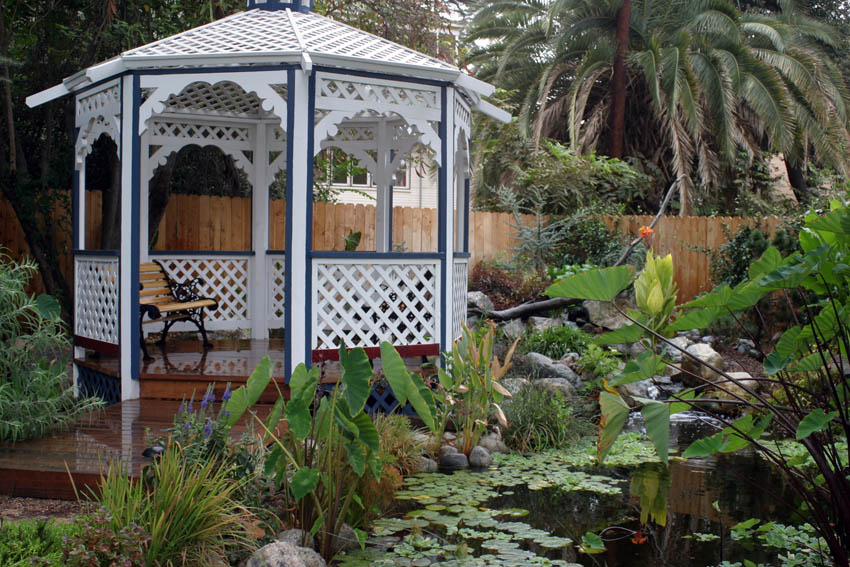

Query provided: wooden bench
[139,261,218,361]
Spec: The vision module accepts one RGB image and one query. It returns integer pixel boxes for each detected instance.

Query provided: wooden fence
[2,190,783,302]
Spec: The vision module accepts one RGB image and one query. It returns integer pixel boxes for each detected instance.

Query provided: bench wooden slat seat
[139,261,218,361]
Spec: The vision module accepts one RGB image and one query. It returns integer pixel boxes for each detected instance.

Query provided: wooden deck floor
[0,399,276,500]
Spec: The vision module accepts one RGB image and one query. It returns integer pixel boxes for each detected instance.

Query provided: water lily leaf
[796,409,838,440]
[641,401,670,465]
[579,532,606,554]
[545,265,634,301]
[292,466,319,500]
[598,390,630,464]
[340,345,372,414]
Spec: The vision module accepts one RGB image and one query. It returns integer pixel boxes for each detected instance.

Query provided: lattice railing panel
[268,255,286,324]
[313,260,439,350]
[75,256,120,344]
[318,76,440,112]
[151,120,251,144]
[163,81,264,118]
[452,258,469,342]
[155,256,250,324]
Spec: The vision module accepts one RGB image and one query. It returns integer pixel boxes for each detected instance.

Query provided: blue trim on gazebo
[463,178,471,253]
[130,73,142,382]
[438,86,448,356]
[148,250,256,257]
[137,64,297,77]
[312,66,449,88]
[311,251,442,260]
[247,0,313,12]
[304,71,316,368]
[72,126,80,250]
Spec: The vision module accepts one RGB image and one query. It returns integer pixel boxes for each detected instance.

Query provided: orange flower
[631,531,648,545]
[639,226,654,240]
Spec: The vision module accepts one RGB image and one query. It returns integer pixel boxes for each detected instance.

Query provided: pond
[336,412,824,567]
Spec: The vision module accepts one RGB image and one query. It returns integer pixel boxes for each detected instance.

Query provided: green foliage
[520,325,591,359]
[372,413,426,477]
[727,519,830,567]
[0,252,102,442]
[44,510,148,567]
[710,224,799,287]
[502,384,585,454]
[0,519,77,567]
[469,261,547,311]
[436,323,516,455]
[94,446,254,567]
[262,343,437,560]
[576,344,621,379]
[633,251,677,336]
[546,265,634,303]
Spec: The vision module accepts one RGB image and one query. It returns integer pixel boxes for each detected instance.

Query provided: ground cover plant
[520,326,590,359]
[0,519,77,566]
[546,201,850,567]
[502,384,588,454]
[0,252,102,442]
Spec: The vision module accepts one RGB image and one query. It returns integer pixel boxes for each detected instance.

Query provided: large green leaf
[796,409,838,440]
[598,390,630,464]
[748,246,784,279]
[340,345,372,415]
[788,352,827,373]
[292,467,319,500]
[34,294,61,321]
[666,307,721,332]
[682,414,771,457]
[345,440,366,477]
[668,388,700,414]
[641,401,671,465]
[350,411,380,453]
[284,398,312,440]
[545,265,634,301]
[609,350,665,387]
[263,397,284,443]
[379,342,436,432]
[684,284,732,308]
[224,356,274,428]
[807,208,850,234]
[289,363,319,402]
[594,324,646,345]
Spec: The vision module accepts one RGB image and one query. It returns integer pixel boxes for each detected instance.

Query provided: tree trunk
[785,161,809,204]
[148,153,177,247]
[609,0,630,159]
[100,146,121,249]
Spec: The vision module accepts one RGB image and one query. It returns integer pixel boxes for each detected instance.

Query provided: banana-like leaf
[598,390,630,464]
[546,265,634,301]
[224,356,274,428]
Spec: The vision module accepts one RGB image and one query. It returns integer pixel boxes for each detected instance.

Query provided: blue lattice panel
[318,383,417,416]
[77,365,121,405]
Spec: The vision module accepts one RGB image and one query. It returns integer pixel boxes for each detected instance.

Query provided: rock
[534,377,575,398]
[528,316,559,333]
[736,338,756,349]
[331,524,359,556]
[501,377,531,396]
[628,341,649,358]
[681,343,724,385]
[724,359,745,373]
[442,431,457,443]
[664,336,692,364]
[619,379,652,402]
[652,374,672,385]
[701,335,715,344]
[438,445,458,459]
[583,300,631,330]
[724,372,761,397]
[469,445,493,468]
[467,291,495,313]
[559,352,580,366]
[439,452,469,470]
[411,455,438,473]
[277,529,314,549]
[478,432,510,454]
[245,542,326,567]
[501,318,526,339]
[412,432,432,448]
[526,352,581,384]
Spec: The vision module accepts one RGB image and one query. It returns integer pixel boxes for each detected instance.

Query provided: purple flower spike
[187,402,194,413]
[201,395,209,410]
[184,421,191,430]
[222,385,232,402]
[177,402,185,414]
[203,419,213,438]
[223,410,231,420]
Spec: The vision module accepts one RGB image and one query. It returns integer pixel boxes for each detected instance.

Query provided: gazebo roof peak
[247,0,313,11]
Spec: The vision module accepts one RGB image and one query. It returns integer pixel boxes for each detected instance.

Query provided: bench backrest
[140,262,176,307]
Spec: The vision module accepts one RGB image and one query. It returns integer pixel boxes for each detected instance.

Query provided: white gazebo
[27,0,508,402]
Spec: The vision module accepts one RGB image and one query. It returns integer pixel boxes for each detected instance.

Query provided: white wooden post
[286,70,310,372]
[441,88,455,353]
[375,117,391,252]
[252,122,270,339]
[73,160,86,394]
[119,74,140,401]
[139,131,150,264]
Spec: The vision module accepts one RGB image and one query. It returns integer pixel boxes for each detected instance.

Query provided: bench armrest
[171,277,205,303]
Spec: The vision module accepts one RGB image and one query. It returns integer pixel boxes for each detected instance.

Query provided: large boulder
[501,377,531,396]
[534,377,575,398]
[681,343,724,385]
[583,300,631,330]
[331,524,359,556]
[411,455,438,473]
[439,452,469,470]
[469,445,493,468]
[528,316,559,333]
[467,291,495,313]
[244,542,326,567]
[277,529,315,550]
[663,336,692,364]
[526,352,581,385]
[478,432,510,454]
[501,319,526,340]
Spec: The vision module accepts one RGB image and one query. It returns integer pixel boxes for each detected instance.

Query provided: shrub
[95,446,255,567]
[469,261,547,310]
[372,413,426,476]
[520,325,591,359]
[0,252,103,442]
[576,344,621,380]
[0,519,76,566]
[502,384,584,454]
[709,223,800,287]
[48,510,148,567]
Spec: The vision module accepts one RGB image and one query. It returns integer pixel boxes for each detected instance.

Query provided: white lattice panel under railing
[154,256,250,329]
[452,258,469,342]
[267,255,286,325]
[313,259,440,350]
[75,256,120,344]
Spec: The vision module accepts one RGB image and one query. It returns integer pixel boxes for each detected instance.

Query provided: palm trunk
[609,0,630,159]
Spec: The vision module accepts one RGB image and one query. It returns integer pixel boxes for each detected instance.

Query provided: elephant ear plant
[258,341,439,561]
[547,207,850,567]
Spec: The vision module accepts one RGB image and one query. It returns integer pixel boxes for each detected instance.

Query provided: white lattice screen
[153,256,250,330]
[267,254,286,326]
[75,256,120,344]
[452,258,469,342]
[312,259,439,350]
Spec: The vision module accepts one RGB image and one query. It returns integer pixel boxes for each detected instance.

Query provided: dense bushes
[520,326,590,359]
[503,385,585,454]
[0,519,77,567]
[469,261,547,310]
[0,253,102,442]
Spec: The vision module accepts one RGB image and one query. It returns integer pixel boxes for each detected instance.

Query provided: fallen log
[474,297,581,322]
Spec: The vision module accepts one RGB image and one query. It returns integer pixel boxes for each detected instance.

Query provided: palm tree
[466,0,850,215]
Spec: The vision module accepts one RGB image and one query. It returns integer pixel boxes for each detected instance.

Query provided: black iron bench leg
[140,314,154,362]
[195,309,213,349]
